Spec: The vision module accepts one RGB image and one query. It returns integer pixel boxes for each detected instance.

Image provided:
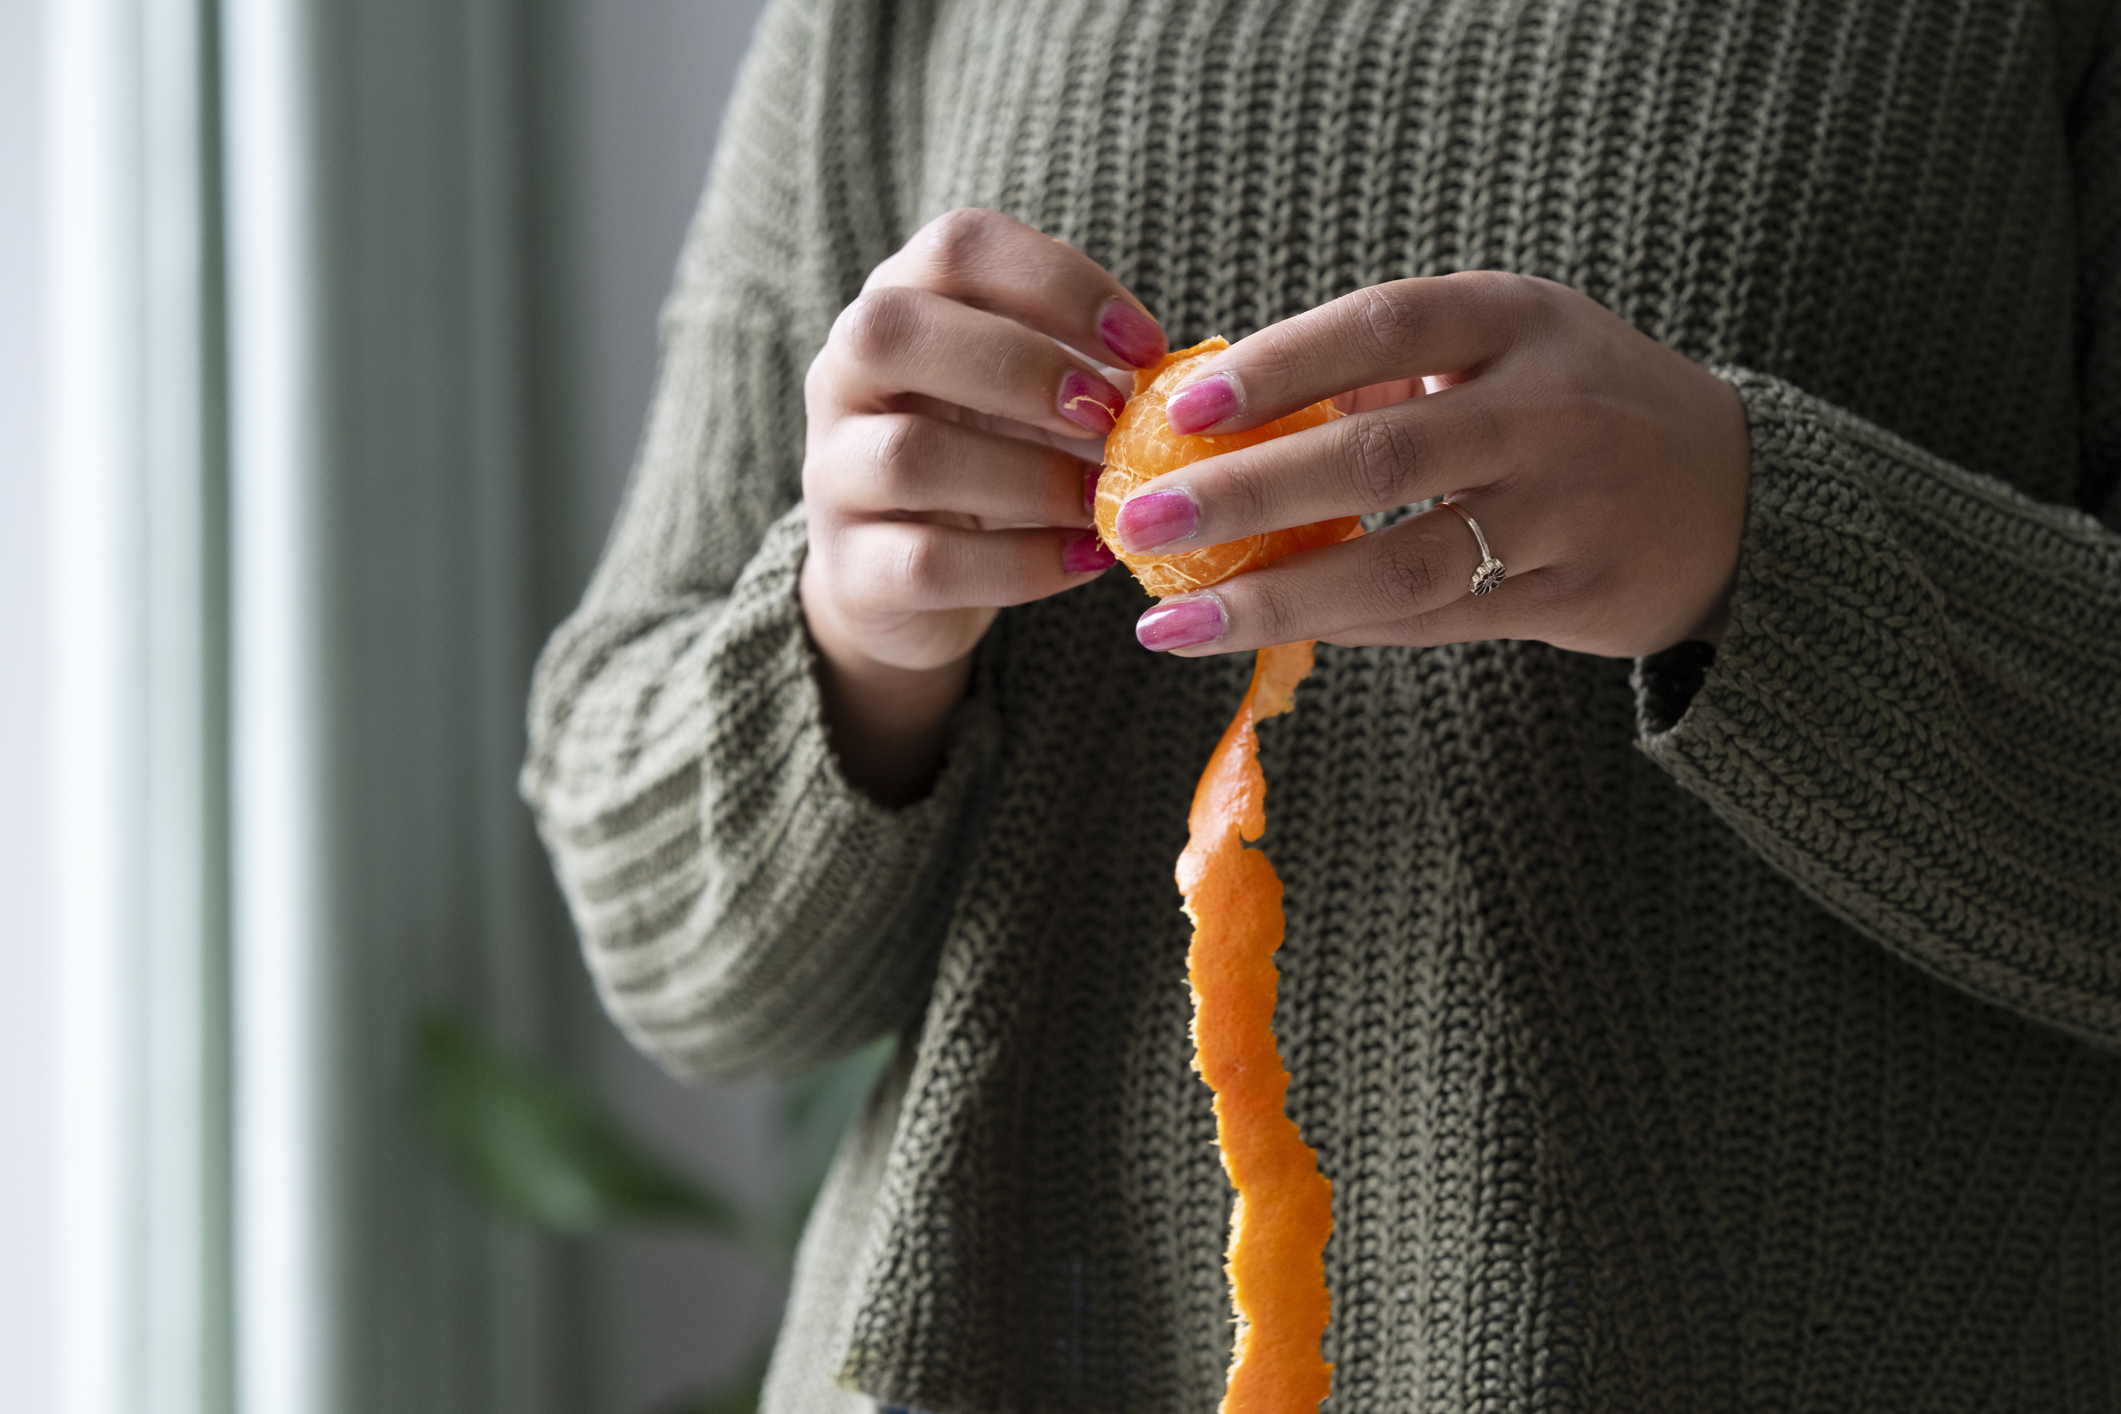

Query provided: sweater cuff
[701,501,996,840]
[1632,368,1910,798]
[1633,639,1718,735]
[598,503,999,1080]
[1629,367,2121,1044]
[1631,367,1921,769]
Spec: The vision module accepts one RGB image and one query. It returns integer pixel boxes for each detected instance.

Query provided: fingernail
[1115,487,1200,552]
[1136,594,1226,652]
[1097,299,1167,368]
[1062,530,1117,574]
[1165,372,1240,433]
[1059,370,1125,433]
[1083,466,1102,515]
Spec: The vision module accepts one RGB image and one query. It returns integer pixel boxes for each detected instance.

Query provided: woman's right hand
[799,208,1168,803]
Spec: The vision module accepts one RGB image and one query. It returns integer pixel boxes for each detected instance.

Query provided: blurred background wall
[570,4,780,1410]
[1,2,54,1412]
[3,0,783,1409]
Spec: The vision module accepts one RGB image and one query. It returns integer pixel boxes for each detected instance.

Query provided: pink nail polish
[1165,373,1240,433]
[1115,487,1200,553]
[1084,466,1103,515]
[1059,370,1125,433]
[1136,595,1226,652]
[1097,300,1168,368]
[1062,530,1117,574]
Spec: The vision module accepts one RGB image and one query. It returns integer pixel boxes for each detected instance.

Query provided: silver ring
[1439,500,1506,596]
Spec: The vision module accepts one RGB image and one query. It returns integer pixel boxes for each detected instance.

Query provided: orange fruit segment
[1095,338,1362,597]
[1179,640,1334,1414]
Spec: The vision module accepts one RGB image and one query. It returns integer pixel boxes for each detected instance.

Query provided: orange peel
[1101,337,1344,1413]
[1179,641,1334,1414]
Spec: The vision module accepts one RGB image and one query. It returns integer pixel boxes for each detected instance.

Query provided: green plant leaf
[412,1010,749,1239]
[772,1035,895,1245]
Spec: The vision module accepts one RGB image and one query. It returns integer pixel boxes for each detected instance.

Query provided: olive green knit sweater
[523,0,2121,1408]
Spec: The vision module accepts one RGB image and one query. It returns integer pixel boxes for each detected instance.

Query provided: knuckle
[913,207,1008,286]
[1340,415,1422,508]
[1348,284,1420,363]
[1246,576,1304,646]
[1446,269,1532,338]
[890,528,951,600]
[835,286,920,365]
[1517,273,1575,314]
[1217,461,1279,531]
[1447,269,1525,312]
[863,415,927,503]
[1450,268,1520,300]
[1240,338,1310,395]
[1502,272,1565,338]
[1372,541,1439,615]
[802,344,833,408]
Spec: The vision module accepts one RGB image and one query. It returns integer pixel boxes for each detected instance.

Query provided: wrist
[1680,367,1752,650]
[800,564,974,806]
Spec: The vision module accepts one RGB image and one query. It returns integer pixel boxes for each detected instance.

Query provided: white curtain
[48,1,598,1409]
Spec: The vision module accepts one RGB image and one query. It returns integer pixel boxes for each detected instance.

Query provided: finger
[1110,384,1507,554]
[820,414,1098,528]
[1333,376,1425,414]
[890,393,1107,462]
[817,285,1130,437]
[830,519,1114,617]
[1163,271,1540,434]
[1322,568,1567,648]
[1132,504,1523,655]
[867,207,1169,369]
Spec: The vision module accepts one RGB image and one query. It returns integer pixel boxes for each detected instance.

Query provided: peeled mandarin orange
[1095,337,1362,597]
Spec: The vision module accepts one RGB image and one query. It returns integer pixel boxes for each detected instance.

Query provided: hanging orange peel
[1096,340,1347,1414]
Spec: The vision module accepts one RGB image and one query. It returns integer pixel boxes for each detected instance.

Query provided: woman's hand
[800,208,1167,802]
[1109,273,1751,660]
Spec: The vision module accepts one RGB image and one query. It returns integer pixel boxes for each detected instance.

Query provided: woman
[525,0,2121,1409]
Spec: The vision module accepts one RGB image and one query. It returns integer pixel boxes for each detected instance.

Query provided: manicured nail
[1165,372,1240,433]
[1136,594,1226,652]
[1083,466,1103,515]
[1062,530,1117,574]
[1059,370,1125,433]
[1115,487,1200,553]
[1097,299,1168,368]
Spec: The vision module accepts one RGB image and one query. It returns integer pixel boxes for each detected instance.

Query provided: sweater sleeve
[520,0,986,1082]
[1634,11,2121,1047]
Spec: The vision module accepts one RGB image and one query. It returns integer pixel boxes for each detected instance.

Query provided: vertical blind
[49,0,598,1409]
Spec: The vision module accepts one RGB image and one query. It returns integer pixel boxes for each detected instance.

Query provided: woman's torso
[778,3,2119,1410]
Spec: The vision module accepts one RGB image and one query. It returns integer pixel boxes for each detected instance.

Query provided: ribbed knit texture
[522,1,2121,1409]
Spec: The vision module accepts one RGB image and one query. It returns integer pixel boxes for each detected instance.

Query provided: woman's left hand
[1111,272,1753,659]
